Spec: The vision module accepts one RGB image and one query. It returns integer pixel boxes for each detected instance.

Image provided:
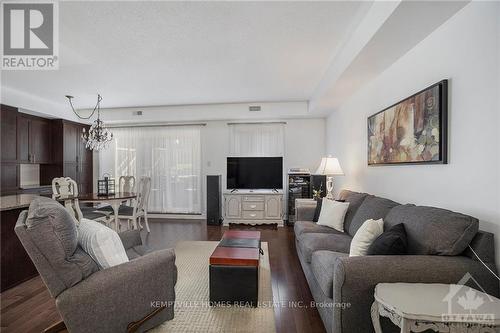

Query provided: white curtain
[229,123,285,156]
[99,126,201,214]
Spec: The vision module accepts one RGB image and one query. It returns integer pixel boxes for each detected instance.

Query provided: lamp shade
[315,156,344,175]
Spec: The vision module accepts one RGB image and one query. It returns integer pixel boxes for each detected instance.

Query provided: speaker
[207,175,223,225]
[311,174,327,198]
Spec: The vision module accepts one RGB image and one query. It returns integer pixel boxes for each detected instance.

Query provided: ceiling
[1,1,468,120]
[1,1,366,110]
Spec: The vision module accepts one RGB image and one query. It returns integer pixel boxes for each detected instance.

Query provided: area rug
[149,241,276,333]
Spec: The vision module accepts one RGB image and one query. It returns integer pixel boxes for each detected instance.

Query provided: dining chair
[119,175,136,193]
[52,177,108,223]
[117,176,152,232]
[97,175,136,214]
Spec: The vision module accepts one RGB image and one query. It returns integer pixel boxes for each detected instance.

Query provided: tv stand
[223,189,284,226]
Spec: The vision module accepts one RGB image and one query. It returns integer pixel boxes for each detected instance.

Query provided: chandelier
[65,94,113,151]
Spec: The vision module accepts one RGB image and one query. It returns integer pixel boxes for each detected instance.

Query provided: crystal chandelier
[65,94,113,151]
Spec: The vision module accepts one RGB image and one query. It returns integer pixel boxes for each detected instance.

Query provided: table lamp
[315,156,344,200]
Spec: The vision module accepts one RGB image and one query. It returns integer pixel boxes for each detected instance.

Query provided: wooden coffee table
[209,231,261,306]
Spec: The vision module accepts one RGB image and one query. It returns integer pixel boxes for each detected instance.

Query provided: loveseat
[294,190,499,333]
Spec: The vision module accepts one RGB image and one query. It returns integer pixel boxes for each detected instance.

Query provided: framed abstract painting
[367,80,448,165]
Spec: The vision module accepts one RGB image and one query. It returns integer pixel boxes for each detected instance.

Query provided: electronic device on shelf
[286,172,326,226]
[288,168,310,175]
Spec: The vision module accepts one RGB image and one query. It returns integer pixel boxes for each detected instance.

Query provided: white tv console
[223,189,284,226]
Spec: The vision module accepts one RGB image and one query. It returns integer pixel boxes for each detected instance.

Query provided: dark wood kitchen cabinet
[78,125,93,194]
[16,115,30,163]
[1,104,92,197]
[1,105,19,195]
[16,114,52,164]
[0,164,18,195]
[53,120,93,195]
[31,118,52,163]
[1,207,38,292]
[1,105,18,162]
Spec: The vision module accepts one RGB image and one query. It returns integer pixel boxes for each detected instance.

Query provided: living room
[1,1,499,333]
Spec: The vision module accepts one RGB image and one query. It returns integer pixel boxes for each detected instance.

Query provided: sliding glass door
[99,125,202,214]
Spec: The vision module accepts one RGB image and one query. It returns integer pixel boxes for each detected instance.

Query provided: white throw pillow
[316,199,350,232]
[78,218,129,269]
[349,218,384,256]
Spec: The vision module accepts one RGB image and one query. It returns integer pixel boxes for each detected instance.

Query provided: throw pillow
[349,218,384,256]
[312,199,322,222]
[367,223,407,255]
[316,199,350,232]
[78,219,129,269]
[313,198,347,222]
[25,198,98,290]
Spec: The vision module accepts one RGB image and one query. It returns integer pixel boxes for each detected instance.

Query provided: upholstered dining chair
[52,177,108,223]
[119,175,136,193]
[117,176,152,232]
[97,175,137,215]
[15,197,177,333]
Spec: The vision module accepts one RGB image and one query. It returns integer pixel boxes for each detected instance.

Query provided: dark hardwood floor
[1,219,326,333]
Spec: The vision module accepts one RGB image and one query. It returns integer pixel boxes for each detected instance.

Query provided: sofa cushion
[347,195,400,237]
[294,221,341,237]
[367,223,408,255]
[25,197,98,292]
[311,251,348,298]
[317,199,350,232]
[126,245,153,260]
[349,218,384,256]
[385,204,479,255]
[312,199,322,222]
[338,190,369,236]
[78,218,129,269]
[297,232,352,262]
[27,197,78,256]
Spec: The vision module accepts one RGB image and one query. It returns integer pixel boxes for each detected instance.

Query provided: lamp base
[326,176,334,200]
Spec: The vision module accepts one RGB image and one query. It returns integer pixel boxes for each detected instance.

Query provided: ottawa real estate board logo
[1,1,59,70]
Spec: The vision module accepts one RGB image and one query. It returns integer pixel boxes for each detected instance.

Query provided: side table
[371,283,500,333]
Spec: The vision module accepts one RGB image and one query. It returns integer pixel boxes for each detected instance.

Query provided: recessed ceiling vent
[249,106,261,112]
[133,110,143,116]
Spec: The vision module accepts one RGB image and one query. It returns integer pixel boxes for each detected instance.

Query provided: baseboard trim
[148,214,206,220]
[224,220,284,227]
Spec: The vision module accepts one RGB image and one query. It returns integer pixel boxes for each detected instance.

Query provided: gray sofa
[294,190,499,333]
[15,197,177,333]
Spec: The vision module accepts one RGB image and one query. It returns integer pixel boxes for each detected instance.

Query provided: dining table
[55,192,137,231]
[77,192,137,231]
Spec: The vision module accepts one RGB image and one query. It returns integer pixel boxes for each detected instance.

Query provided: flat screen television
[227,157,283,189]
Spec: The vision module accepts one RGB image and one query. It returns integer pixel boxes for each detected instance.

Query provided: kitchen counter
[19,185,52,190]
[0,194,41,211]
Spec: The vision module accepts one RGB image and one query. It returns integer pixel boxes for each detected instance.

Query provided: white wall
[325,3,500,268]
[201,118,325,213]
[98,118,326,214]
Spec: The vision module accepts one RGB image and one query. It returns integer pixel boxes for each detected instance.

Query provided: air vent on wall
[249,106,261,112]
[133,110,143,116]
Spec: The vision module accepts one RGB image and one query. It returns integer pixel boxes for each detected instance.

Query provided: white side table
[371,283,500,333]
